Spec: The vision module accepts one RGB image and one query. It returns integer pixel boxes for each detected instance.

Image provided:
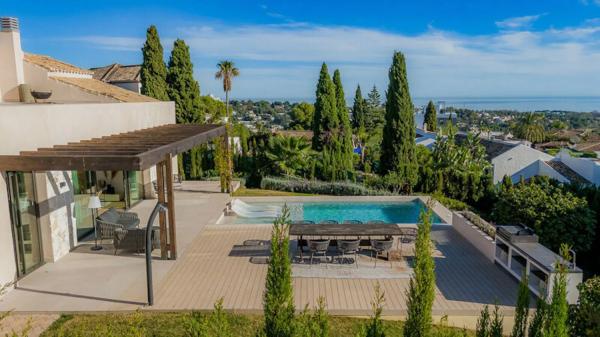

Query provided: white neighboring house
[416,128,437,149]
[556,149,600,185]
[455,135,590,185]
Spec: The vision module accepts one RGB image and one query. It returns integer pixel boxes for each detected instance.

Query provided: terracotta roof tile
[53,77,157,103]
[91,64,141,83]
[24,53,93,75]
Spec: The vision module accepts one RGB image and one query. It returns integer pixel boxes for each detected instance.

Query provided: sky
[4,0,600,101]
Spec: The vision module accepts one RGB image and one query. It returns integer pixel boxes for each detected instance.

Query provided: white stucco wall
[492,145,554,183]
[0,101,175,289]
[558,150,600,185]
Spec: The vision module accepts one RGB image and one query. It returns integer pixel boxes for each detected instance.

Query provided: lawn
[232,187,316,197]
[40,312,472,337]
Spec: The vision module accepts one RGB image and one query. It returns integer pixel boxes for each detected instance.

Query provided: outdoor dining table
[289,222,417,260]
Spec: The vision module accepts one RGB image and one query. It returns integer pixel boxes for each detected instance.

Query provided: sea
[249,96,600,113]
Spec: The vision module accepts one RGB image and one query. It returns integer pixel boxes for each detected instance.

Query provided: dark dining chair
[308,239,330,268]
[370,239,394,268]
[337,239,361,268]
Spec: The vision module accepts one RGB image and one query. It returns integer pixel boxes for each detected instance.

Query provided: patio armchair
[370,239,394,268]
[96,207,141,242]
[308,239,330,268]
[337,239,360,268]
[113,226,160,255]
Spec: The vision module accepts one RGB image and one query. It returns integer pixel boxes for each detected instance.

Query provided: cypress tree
[367,85,381,108]
[166,39,203,180]
[312,63,338,151]
[528,294,547,337]
[490,304,504,337]
[352,85,366,130]
[424,100,437,132]
[263,206,295,337]
[380,51,417,193]
[167,39,203,124]
[403,206,435,337]
[476,305,491,337]
[140,25,169,101]
[332,69,354,180]
[545,244,570,337]
[511,274,530,337]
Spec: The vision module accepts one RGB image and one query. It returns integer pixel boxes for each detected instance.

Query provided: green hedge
[260,176,393,196]
[431,193,468,211]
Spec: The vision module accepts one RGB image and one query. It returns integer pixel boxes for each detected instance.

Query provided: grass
[232,187,316,197]
[40,312,473,337]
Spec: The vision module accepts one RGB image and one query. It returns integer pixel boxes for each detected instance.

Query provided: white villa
[0,17,180,287]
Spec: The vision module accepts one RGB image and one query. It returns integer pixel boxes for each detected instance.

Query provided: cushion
[99,208,120,223]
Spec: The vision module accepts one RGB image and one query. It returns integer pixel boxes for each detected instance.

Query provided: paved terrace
[0,186,520,317]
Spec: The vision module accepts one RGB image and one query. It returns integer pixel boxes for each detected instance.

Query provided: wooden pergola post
[164,153,177,259]
[156,160,168,260]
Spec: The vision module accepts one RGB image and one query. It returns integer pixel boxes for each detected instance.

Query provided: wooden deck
[0,190,521,318]
[153,223,520,315]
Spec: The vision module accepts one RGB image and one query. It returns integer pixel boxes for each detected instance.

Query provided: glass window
[96,171,126,209]
[8,172,43,275]
[126,171,144,207]
[71,171,97,239]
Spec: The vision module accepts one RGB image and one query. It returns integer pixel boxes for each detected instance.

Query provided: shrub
[260,176,392,196]
[356,283,386,337]
[295,297,329,337]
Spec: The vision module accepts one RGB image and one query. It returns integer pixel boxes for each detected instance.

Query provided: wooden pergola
[0,123,227,260]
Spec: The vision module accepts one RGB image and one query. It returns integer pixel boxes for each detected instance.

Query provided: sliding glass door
[7,172,43,276]
[72,171,97,240]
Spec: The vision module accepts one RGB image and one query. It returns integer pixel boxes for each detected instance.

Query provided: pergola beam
[0,124,226,171]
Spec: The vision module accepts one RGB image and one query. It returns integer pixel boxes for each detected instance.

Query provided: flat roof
[0,124,226,171]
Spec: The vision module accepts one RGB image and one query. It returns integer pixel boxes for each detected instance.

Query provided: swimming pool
[232,200,443,224]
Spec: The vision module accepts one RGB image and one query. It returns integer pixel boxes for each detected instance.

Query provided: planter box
[452,212,495,261]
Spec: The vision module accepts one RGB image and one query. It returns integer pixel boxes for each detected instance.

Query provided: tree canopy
[492,177,596,253]
[289,102,314,130]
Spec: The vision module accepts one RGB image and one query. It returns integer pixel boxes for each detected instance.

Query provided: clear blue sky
[4,0,600,100]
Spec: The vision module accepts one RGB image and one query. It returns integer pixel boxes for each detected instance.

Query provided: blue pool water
[233,200,442,224]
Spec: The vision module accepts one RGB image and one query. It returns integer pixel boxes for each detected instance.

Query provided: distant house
[415,128,436,149]
[91,63,141,94]
[455,135,573,184]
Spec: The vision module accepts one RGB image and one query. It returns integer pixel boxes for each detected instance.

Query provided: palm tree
[265,136,313,177]
[214,61,239,193]
[514,113,545,144]
[215,60,240,122]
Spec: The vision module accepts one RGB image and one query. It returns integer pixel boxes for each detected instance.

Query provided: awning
[0,124,226,171]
